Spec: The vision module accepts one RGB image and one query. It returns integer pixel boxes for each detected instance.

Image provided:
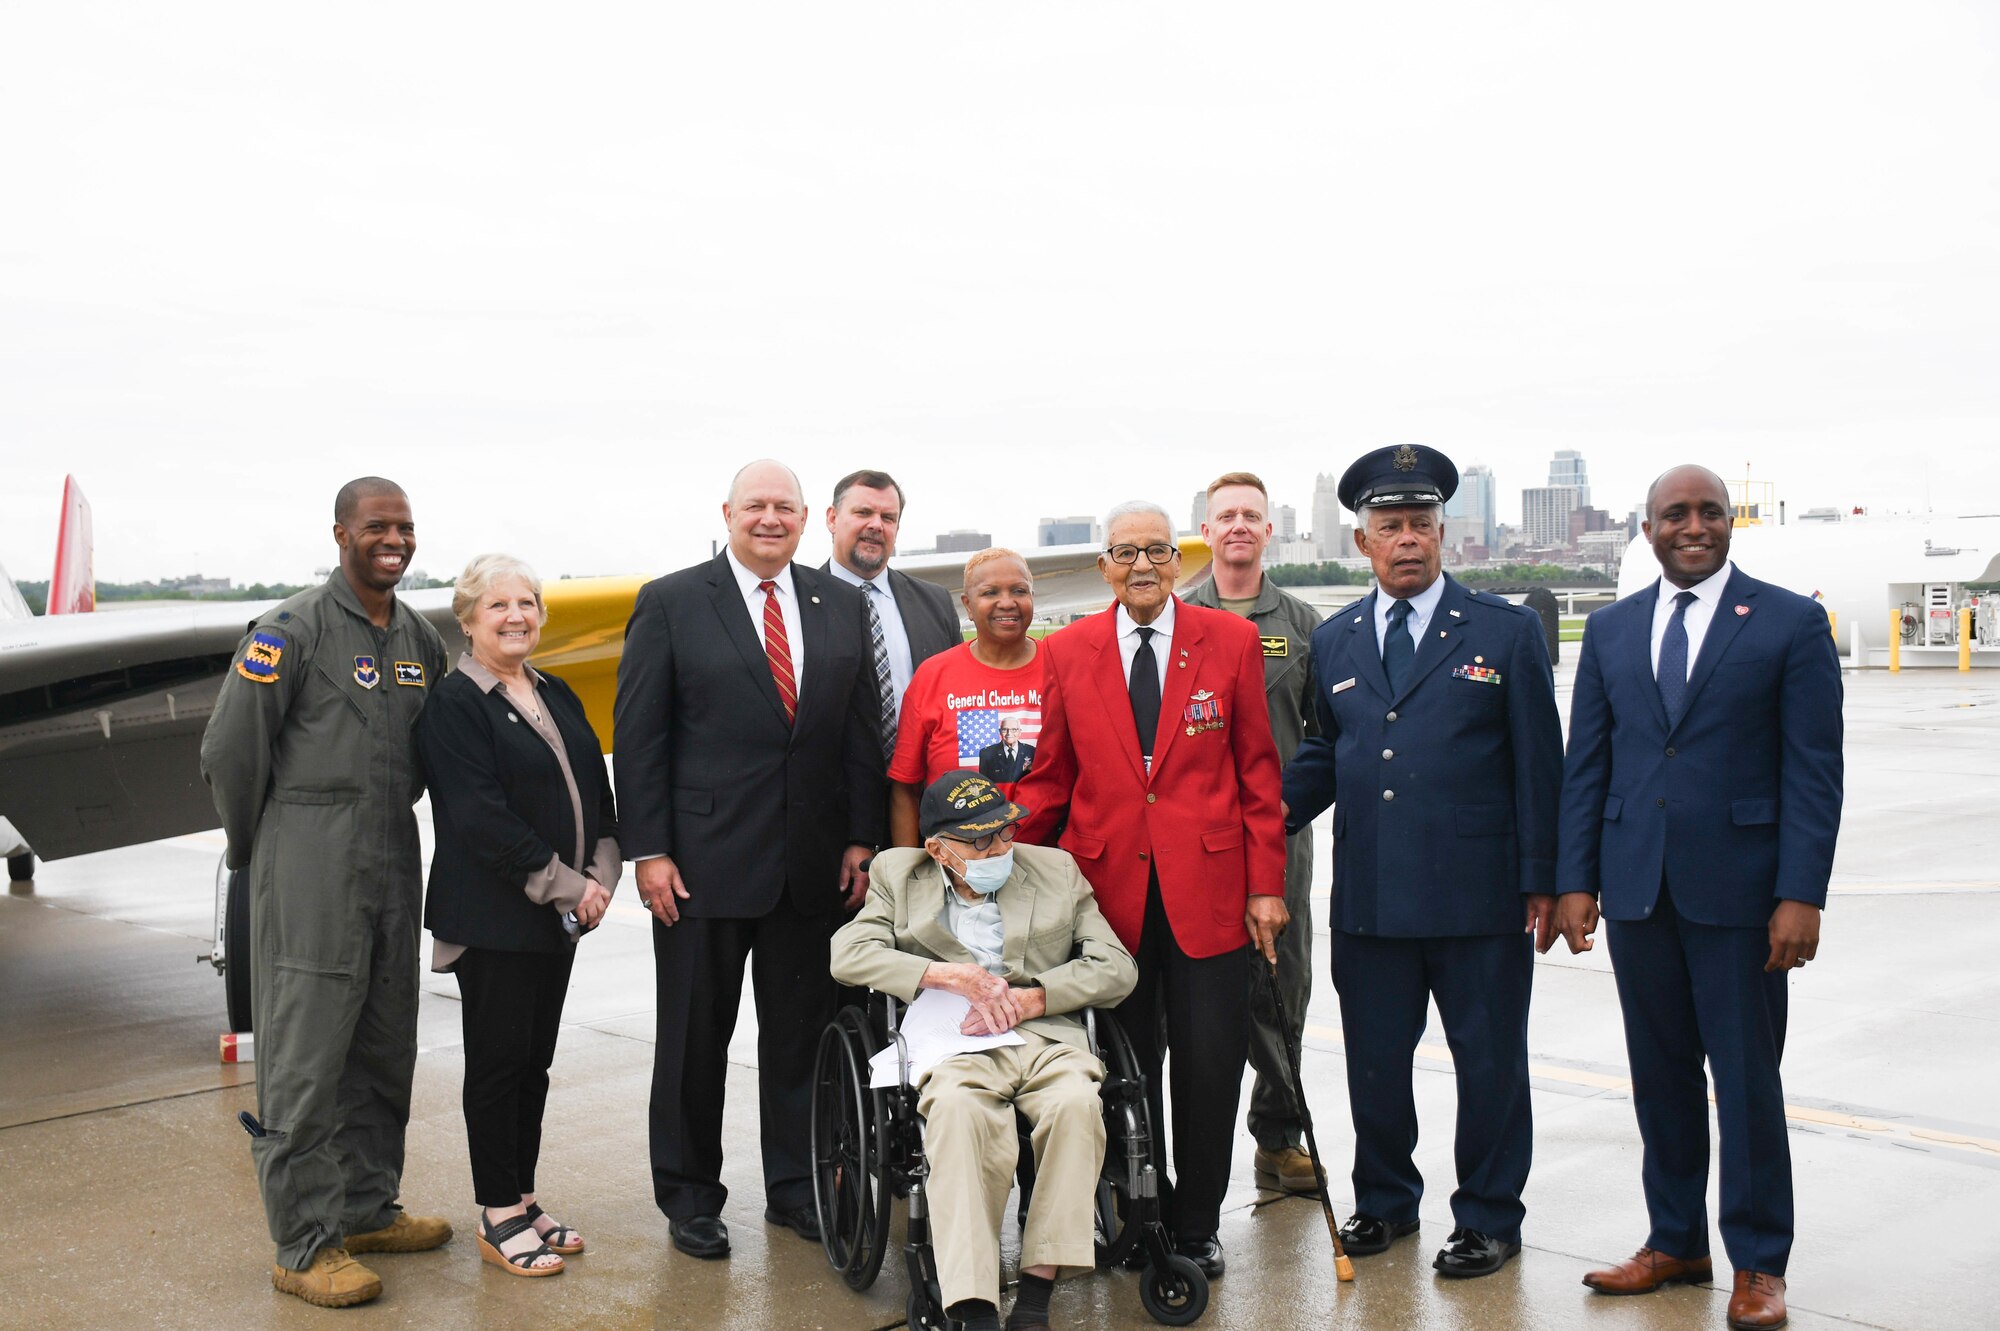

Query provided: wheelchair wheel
[810,1006,892,1291]
[906,1288,960,1330]
[1092,1011,1148,1268]
[1139,1253,1210,1327]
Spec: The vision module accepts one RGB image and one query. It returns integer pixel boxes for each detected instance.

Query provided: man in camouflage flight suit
[201,477,451,1307]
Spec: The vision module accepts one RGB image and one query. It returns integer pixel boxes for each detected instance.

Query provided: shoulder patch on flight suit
[1261,635,1288,657]
[236,631,285,684]
[393,661,426,686]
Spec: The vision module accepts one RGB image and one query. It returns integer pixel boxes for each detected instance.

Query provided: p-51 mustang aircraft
[0,478,1211,1028]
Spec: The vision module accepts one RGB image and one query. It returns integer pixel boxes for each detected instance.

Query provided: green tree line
[1264,562,1607,588]
[12,576,453,616]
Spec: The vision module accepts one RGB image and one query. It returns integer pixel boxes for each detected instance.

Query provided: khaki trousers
[917,1032,1105,1309]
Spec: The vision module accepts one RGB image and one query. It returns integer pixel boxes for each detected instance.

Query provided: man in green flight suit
[1184,471,1326,1195]
[201,477,452,1307]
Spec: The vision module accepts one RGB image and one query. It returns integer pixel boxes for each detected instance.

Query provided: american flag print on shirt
[955,705,1043,765]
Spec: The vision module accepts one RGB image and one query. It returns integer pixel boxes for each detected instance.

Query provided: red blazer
[1016,598,1285,960]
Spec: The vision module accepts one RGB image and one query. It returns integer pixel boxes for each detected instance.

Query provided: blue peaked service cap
[1337,444,1460,513]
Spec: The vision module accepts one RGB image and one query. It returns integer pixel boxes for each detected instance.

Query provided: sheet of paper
[867,986,1025,1088]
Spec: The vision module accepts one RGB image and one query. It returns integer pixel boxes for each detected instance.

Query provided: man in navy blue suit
[1556,464,1842,1331]
[1283,445,1563,1280]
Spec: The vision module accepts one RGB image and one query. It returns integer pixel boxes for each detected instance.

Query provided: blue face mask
[947,846,1015,896]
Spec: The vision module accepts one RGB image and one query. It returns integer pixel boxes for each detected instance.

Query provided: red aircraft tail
[48,475,95,615]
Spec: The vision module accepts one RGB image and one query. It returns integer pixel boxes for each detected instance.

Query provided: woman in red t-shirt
[888,548,1043,845]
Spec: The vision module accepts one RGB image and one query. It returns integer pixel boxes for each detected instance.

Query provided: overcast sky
[3,2,1996,586]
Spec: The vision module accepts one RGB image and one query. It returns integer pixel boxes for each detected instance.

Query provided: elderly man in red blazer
[1015,498,1287,1280]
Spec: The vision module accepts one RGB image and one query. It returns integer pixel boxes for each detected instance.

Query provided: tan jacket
[830,843,1138,1054]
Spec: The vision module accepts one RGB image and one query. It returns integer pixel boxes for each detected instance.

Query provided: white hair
[1102,499,1174,539]
[452,553,547,627]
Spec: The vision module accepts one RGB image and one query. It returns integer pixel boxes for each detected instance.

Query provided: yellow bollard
[1890,610,1901,673]
[1961,607,1973,672]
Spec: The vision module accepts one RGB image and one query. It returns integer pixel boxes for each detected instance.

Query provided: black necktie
[1657,590,1696,725]
[1383,598,1414,694]
[1129,626,1160,759]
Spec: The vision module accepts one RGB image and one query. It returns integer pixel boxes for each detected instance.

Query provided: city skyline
[5,5,1995,585]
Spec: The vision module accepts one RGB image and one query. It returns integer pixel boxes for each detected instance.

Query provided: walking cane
[1263,959,1355,1283]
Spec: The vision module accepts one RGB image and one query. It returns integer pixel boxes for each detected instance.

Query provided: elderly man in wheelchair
[829,771,1138,1331]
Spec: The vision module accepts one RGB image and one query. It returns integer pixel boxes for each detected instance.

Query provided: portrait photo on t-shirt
[962,706,1040,786]
[889,644,1047,797]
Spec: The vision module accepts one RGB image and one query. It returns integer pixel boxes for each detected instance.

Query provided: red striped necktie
[759,579,797,724]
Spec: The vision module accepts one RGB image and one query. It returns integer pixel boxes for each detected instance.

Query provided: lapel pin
[811,595,821,604]
[1439,630,1447,638]
[1475,655,1484,664]
[1735,604,1750,616]
[1449,609,1461,617]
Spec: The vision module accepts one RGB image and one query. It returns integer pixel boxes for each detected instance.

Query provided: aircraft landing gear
[210,856,253,1034]
[6,850,32,885]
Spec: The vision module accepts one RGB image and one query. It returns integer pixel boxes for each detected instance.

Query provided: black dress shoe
[763,1202,821,1242]
[1337,1213,1421,1256]
[1433,1227,1521,1278]
[668,1214,730,1259]
[1173,1235,1224,1280]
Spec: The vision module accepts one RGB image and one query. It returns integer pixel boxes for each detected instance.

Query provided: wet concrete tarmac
[2,664,1995,1330]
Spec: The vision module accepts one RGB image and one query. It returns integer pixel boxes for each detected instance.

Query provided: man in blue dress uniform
[1282,445,1563,1279]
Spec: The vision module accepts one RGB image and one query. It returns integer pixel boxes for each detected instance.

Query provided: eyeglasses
[1105,542,1179,566]
[944,824,1018,853]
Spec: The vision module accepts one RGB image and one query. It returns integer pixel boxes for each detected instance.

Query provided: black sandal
[476,1210,564,1277]
[524,1202,584,1255]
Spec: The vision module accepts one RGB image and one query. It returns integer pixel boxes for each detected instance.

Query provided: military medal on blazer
[1184,688,1227,736]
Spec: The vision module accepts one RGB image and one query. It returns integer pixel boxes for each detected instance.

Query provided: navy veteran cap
[1337,444,1459,513]
[920,770,1031,842]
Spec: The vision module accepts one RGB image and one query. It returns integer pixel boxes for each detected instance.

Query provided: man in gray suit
[823,469,963,762]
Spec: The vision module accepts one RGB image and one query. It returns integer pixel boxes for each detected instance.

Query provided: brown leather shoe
[271,1247,383,1308]
[1727,1271,1787,1329]
[344,1211,453,1253]
[1253,1145,1322,1195]
[1582,1246,1714,1294]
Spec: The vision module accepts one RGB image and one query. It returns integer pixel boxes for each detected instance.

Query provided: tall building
[1275,504,1297,541]
[1445,463,1497,549]
[935,529,992,553]
[1549,450,1591,508]
[1189,491,1208,536]
[1038,516,1097,547]
[1521,486,1581,546]
[1312,472,1348,560]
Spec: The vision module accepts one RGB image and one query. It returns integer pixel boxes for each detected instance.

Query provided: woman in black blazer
[418,554,620,1279]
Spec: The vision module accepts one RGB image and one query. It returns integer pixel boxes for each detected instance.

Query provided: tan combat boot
[271,1247,383,1308]
[344,1211,454,1253]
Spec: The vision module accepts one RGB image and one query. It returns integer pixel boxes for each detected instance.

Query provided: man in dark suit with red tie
[1015,499,1287,1280]
[614,459,887,1261]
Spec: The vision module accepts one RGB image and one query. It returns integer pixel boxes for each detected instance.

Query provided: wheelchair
[810,994,1210,1328]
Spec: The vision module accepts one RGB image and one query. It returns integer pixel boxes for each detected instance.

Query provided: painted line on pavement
[1300,1021,2000,1161]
